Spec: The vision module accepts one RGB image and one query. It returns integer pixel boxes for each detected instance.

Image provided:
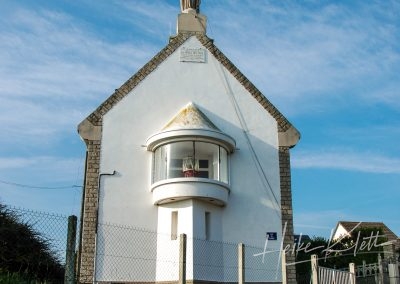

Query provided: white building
[77,2,300,283]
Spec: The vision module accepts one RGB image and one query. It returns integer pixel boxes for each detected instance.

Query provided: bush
[0,204,64,283]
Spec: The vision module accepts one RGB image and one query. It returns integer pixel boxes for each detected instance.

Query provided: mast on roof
[177,0,206,34]
[180,0,201,13]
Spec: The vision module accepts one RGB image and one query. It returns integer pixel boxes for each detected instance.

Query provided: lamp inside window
[183,156,199,177]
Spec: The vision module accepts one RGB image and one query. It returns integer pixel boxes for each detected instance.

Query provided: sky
[0,0,399,239]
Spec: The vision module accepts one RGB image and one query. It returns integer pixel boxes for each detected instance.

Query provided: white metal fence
[318,266,355,284]
[310,254,400,284]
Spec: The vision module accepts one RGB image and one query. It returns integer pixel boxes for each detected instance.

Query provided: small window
[199,160,209,168]
[205,212,210,240]
[171,211,178,240]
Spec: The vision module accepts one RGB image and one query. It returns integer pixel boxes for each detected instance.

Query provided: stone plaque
[180,47,206,63]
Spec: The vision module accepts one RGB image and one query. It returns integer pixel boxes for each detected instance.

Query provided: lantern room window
[152,141,229,184]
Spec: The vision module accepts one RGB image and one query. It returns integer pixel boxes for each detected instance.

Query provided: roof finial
[180,0,201,13]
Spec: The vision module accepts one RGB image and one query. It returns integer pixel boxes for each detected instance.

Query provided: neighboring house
[76,2,300,284]
[333,221,399,260]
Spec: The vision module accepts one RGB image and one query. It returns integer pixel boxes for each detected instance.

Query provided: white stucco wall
[96,36,283,282]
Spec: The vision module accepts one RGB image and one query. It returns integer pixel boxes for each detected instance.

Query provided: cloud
[294,210,352,237]
[0,7,161,147]
[368,83,400,109]
[292,150,400,174]
[0,157,36,169]
[294,208,400,238]
[205,1,400,114]
[115,0,177,36]
[2,1,398,147]
[0,156,83,185]
[0,8,156,99]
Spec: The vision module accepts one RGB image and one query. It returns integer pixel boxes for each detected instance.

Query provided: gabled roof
[335,221,398,242]
[78,32,300,147]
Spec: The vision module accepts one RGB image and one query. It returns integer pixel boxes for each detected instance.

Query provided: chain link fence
[191,237,238,282]
[0,204,77,283]
[246,243,282,281]
[1,204,284,283]
[95,222,161,282]
[95,222,283,283]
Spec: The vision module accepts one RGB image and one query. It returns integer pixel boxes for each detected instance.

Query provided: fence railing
[3,204,398,284]
[0,204,78,283]
[1,204,287,283]
[94,222,284,283]
[318,266,355,284]
[311,255,356,284]
[5,206,72,262]
[309,254,400,284]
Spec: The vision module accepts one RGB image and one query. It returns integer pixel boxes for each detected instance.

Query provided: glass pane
[153,146,167,183]
[197,171,209,178]
[167,142,193,179]
[170,159,182,168]
[195,142,218,180]
[219,147,228,183]
[199,160,208,168]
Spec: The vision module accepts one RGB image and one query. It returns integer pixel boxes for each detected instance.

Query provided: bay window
[152,141,229,184]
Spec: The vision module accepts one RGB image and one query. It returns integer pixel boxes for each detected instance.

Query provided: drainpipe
[95,171,117,233]
[93,170,117,283]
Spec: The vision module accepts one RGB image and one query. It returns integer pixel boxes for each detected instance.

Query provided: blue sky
[0,0,399,238]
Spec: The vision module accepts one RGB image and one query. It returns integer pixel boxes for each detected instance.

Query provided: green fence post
[179,233,187,284]
[65,215,77,284]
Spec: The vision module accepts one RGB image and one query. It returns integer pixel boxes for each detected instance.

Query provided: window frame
[151,140,230,184]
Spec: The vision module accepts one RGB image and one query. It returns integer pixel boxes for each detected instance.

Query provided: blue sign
[266,232,277,240]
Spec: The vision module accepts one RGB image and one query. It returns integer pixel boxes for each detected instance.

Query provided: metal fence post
[388,263,399,284]
[281,249,287,284]
[179,234,187,284]
[311,254,318,284]
[65,215,77,284]
[363,260,367,279]
[238,243,245,284]
[378,254,384,284]
[349,263,356,284]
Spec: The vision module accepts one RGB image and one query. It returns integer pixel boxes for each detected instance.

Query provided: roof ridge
[339,221,398,239]
[82,32,297,138]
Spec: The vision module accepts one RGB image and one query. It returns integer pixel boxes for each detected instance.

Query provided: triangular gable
[162,102,220,131]
[79,32,299,146]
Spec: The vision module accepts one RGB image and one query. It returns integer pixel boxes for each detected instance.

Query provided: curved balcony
[151,178,230,206]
